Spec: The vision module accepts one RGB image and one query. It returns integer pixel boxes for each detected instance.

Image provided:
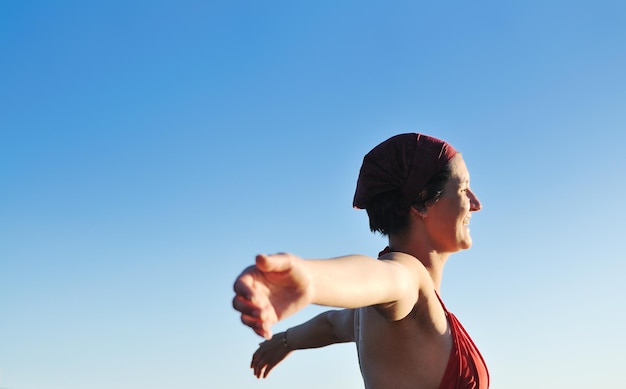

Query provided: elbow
[326,310,355,343]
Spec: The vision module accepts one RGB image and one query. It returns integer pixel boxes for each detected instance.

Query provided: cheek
[456,198,470,216]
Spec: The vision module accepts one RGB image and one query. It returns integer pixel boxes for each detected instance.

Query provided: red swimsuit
[376,247,490,388]
[435,292,490,389]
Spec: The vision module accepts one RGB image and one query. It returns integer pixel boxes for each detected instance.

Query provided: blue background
[1,1,625,388]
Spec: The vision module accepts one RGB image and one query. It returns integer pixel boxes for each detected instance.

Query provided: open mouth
[462,216,470,226]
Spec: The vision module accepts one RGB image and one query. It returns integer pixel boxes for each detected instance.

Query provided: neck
[388,233,451,292]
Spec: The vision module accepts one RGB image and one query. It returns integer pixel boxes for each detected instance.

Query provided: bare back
[354,264,452,388]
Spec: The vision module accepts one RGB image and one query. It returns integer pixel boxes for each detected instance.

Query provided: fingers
[233,266,256,298]
[255,355,281,379]
[251,355,276,379]
[234,254,299,339]
[251,346,269,379]
[251,337,280,379]
[253,361,265,379]
[232,290,259,316]
[263,363,277,378]
[232,294,271,337]
[255,253,293,273]
[233,266,275,338]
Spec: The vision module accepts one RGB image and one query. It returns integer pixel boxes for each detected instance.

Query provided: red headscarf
[353,133,457,209]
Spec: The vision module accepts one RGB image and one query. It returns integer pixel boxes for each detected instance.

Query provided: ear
[410,205,428,219]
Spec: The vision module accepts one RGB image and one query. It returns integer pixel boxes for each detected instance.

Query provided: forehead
[448,154,470,183]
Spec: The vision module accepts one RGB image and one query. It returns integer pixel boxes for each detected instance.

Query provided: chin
[459,238,473,250]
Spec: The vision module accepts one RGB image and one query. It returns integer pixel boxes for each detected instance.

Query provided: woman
[233,133,489,388]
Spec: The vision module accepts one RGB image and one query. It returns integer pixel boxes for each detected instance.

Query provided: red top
[436,292,490,389]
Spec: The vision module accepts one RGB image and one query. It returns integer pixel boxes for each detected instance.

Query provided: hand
[251,331,293,378]
[233,253,313,339]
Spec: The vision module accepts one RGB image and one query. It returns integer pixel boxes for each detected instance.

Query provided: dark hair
[365,163,452,236]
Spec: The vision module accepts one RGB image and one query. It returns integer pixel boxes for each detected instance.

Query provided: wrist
[282,329,293,351]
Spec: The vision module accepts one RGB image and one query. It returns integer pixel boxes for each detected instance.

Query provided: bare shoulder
[374,252,437,321]
[379,251,435,293]
[356,254,450,388]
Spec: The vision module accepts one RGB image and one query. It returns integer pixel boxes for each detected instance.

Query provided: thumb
[255,253,293,273]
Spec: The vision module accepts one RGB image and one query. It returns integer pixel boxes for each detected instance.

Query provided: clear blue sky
[1,1,625,388]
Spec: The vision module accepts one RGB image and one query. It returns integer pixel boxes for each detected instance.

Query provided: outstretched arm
[233,252,423,338]
[251,309,355,378]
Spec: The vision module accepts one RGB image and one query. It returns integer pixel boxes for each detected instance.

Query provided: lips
[462,216,470,226]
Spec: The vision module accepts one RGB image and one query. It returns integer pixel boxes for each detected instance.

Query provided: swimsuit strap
[433,290,449,313]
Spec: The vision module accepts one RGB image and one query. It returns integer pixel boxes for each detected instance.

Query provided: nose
[468,189,482,211]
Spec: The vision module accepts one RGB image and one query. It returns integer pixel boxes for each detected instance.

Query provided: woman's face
[423,154,482,253]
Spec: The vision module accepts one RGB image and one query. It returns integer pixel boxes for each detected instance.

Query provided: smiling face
[422,154,482,253]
